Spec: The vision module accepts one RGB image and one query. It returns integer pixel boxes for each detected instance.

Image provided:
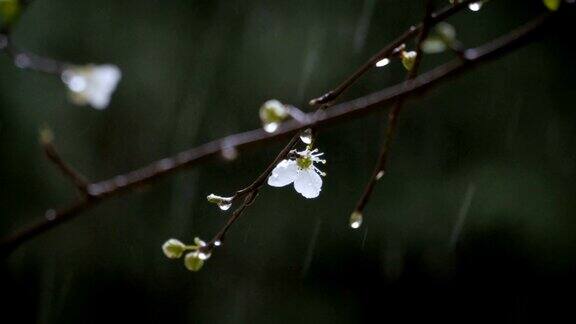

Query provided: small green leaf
[543,0,561,11]
[0,0,21,27]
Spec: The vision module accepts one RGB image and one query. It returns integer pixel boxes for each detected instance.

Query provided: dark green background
[1,0,575,323]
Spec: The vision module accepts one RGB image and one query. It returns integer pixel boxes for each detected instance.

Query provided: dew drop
[198,252,210,260]
[264,122,279,133]
[376,170,385,180]
[375,58,390,67]
[468,2,482,12]
[300,128,313,144]
[349,211,363,229]
[214,240,222,247]
[218,201,232,211]
[45,209,56,221]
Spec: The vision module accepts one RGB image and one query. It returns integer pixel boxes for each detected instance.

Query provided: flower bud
[193,237,207,247]
[543,0,561,11]
[0,0,20,27]
[206,194,233,211]
[259,99,288,133]
[162,238,186,259]
[184,251,205,271]
[436,22,456,44]
[401,51,417,71]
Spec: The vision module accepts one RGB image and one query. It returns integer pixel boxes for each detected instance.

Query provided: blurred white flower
[62,64,121,110]
[268,148,326,199]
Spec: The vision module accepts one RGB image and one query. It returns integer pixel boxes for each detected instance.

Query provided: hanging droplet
[207,194,233,211]
[376,170,385,180]
[214,240,222,247]
[218,201,232,211]
[375,58,390,68]
[264,122,279,133]
[300,128,313,144]
[349,211,363,229]
[197,251,210,260]
[468,2,482,11]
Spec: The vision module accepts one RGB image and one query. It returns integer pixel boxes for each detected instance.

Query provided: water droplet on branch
[375,58,390,67]
[300,128,313,144]
[349,211,363,229]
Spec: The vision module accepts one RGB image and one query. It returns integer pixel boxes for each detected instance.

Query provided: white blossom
[62,64,121,110]
[268,148,326,199]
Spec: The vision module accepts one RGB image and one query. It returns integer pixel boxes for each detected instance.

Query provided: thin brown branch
[0,34,67,74]
[0,9,557,257]
[0,1,67,75]
[354,0,434,215]
[40,130,90,196]
[201,133,301,249]
[309,0,477,107]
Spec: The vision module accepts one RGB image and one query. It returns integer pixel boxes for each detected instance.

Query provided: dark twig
[309,0,477,106]
[0,10,557,256]
[353,0,434,215]
[40,130,90,196]
[200,133,301,250]
[0,1,67,75]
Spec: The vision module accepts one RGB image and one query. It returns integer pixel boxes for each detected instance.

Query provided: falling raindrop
[376,170,385,180]
[349,211,363,229]
[300,128,313,144]
[263,122,279,133]
[375,58,390,68]
[468,2,482,11]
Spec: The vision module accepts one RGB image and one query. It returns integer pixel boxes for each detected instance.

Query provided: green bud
[184,251,205,271]
[436,22,456,44]
[39,125,54,145]
[543,0,561,11]
[162,238,186,259]
[193,237,207,247]
[206,194,233,211]
[422,22,457,55]
[0,0,20,27]
[421,37,446,54]
[401,51,417,71]
[260,99,288,133]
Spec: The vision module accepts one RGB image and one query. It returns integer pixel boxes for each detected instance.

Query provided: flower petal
[86,65,122,110]
[267,160,298,187]
[294,169,322,198]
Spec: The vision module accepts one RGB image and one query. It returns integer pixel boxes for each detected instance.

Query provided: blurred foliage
[1,0,576,323]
